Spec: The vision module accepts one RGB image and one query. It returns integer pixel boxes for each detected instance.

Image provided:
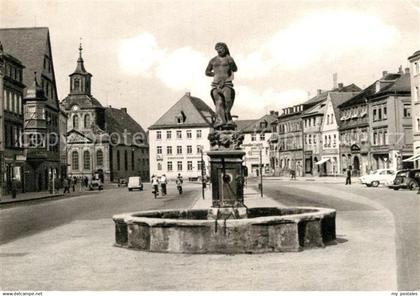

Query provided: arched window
[96,150,103,166]
[73,115,79,129]
[117,150,120,170]
[84,114,91,129]
[83,151,90,170]
[74,78,80,91]
[124,150,128,171]
[72,151,79,170]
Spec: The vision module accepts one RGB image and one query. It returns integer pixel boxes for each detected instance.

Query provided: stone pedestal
[207,150,246,208]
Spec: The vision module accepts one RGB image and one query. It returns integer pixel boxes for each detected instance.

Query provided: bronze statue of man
[205,42,238,129]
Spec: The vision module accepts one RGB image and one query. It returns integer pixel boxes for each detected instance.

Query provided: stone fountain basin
[112,207,336,254]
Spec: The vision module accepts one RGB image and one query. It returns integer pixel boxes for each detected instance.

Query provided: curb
[0,193,64,205]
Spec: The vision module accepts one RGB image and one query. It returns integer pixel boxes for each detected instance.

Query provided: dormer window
[176,111,186,124]
[259,120,268,129]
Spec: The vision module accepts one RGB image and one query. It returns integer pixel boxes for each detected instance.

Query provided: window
[373,132,378,145]
[124,150,128,171]
[117,150,120,170]
[308,135,312,144]
[328,135,331,147]
[378,108,382,121]
[403,105,411,118]
[417,118,420,132]
[83,151,90,170]
[177,146,182,154]
[72,151,79,170]
[260,133,265,141]
[197,161,202,171]
[131,150,135,170]
[167,161,173,171]
[383,106,387,119]
[373,109,377,121]
[186,130,192,139]
[156,131,162,140]
[166,131,171,139]
[74,78,80,91]
[177,130,182,139]
[73,115,79,129]
[187,161,193,171]
[196,130,202,139]
[384,131,388,145]
[84,114,91,128]
[177,161,183,171]
[157,163,162,171]
[157,146,162,154]
[251,134,256,141]
[97,150,103,166]
[167,146,172,155]
[187,145,192,154]
[416,87,420,102]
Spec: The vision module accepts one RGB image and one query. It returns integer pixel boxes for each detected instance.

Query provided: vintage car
[388,169,420,191]
[128,176,143,191]
[89,178,103,191]
[359,169,395,187]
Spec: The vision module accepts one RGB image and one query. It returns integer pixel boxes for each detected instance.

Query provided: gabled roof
[328,92,360,127]
[237,114,277,133]
[149,93,215,130]
[105,107,148,145]
[302,101,326,118]
[370,73,411,98]
[0,27,59,109]
[303,83,361,106]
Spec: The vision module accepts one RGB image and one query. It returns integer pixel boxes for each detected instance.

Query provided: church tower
[69,43,92,95]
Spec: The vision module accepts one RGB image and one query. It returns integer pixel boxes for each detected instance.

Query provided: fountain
[113,43,336,253]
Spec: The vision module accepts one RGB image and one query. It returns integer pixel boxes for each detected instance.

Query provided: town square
[0,0,419,294]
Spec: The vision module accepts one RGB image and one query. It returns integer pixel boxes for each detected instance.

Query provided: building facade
[237,112,277,177]
[318,92,359,176]
[338,88,371,177]
[61,45,149,183]
[367,69,412,171]
[302,102,325,176]
[277,104,305,177]
[148,92,214,180]
[0,42,26,196]
[408,50,420,168]
[0,27,62,192]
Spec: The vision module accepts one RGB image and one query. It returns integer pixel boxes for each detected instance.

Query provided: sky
[1,0,419,129]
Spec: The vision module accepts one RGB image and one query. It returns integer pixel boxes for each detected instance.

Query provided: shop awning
[315,158,330,165]
[402,154,420,162]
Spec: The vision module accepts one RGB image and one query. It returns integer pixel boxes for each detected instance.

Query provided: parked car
[128,176,143,191]
[359,169,395,187]
[117,178,127,187]
[89,178,103,191]
[388,169,420,190]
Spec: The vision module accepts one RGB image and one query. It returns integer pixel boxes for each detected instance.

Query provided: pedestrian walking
[345,167,352,185]
[63,178,70,194]
[151,175,159,198]
[72,176,77,192]
[84,176,89,188]
[160,174,167,196]
[176,173,183,195]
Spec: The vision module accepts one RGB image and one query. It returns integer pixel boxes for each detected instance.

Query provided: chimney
[333,73,338,89]
[185,91,191,96]
[338,83,344,90]
[398,65,403,74]
[405,67,410,74]
[121,107,127,113]
[270,110,275,115]
[382,70,388,77]
[275,111,279,116]
[317,89,322,95]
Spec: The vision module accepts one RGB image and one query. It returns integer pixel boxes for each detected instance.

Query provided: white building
[148,92,215,180]
[408,50,420,168]
[319,92,358,175]
[237,112,277,176]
